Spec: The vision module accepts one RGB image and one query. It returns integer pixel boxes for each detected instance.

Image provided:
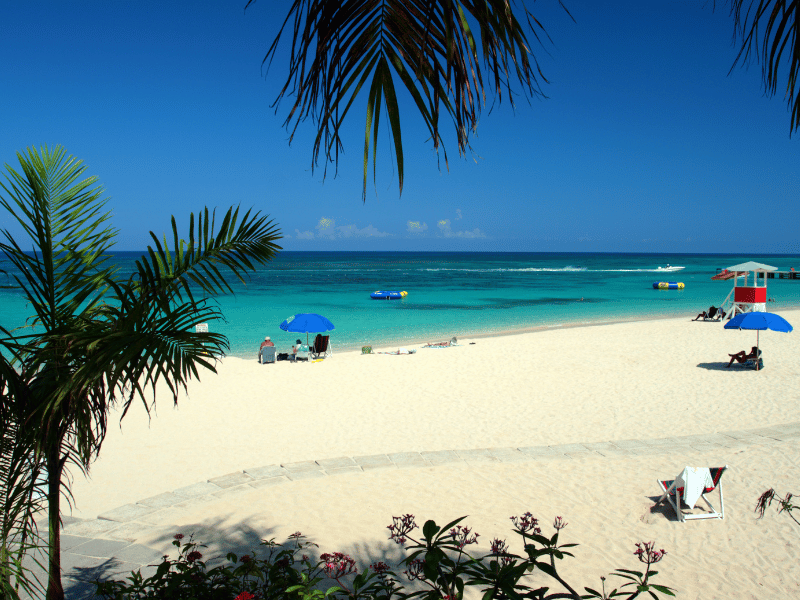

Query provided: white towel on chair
[677,467,712,508]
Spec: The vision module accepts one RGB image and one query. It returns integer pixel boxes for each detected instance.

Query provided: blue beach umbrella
[724,312,793,367]
[280,313,335,345]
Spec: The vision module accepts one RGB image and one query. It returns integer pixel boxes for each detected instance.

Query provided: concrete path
[25,421,800,598]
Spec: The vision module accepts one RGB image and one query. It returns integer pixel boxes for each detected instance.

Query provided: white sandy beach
[68,311,800,599]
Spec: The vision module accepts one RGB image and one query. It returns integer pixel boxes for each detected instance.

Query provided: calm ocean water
[2,252,800,358]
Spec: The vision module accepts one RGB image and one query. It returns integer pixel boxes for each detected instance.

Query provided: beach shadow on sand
[696,362,755,372]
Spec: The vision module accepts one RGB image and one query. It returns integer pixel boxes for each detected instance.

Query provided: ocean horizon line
[97,249,800,257]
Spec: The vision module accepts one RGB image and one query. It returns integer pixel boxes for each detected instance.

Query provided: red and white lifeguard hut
[718,261,777,318]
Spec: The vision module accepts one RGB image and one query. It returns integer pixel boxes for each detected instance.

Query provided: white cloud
[294,229,314,240]
[437,219,486,239]
[407,220,428,234]
[316,217,336,239]
[336,224,391,238]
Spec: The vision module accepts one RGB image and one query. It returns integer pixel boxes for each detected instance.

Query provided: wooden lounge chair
[311,334,332,359]
[654,466,727,522]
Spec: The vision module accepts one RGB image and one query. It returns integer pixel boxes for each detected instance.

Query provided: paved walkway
[30,421,800,598]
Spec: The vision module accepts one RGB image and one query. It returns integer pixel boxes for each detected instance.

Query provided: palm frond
[0,353,46,600]
[0,144,117,331]
[53,206,282,422]
[249,0,568,199]
[728,0,800,135]
[133,206,282,306]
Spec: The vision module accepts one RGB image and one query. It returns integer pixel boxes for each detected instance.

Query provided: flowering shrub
[94,515,674,600]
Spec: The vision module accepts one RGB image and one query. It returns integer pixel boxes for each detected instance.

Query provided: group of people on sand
[692,306,765,369]
[258,336,308,362]
[692,305,726,321]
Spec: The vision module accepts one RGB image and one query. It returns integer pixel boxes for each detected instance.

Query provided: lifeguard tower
[717,261,777,318]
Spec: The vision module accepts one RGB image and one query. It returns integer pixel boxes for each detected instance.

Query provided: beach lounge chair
[729,348,763,370]
[654,466,727,522]
[259,345,277,364]
[311,334,331,359]
[292,346,309,362]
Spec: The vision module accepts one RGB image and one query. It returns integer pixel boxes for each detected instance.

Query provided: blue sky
[1,1,798,253]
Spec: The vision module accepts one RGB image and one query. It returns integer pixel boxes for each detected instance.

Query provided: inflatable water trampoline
[370,290,408,300]
[653,282,685,290]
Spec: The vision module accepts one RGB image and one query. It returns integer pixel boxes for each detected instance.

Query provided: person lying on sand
[727,346,759,367]
[423,336,458,347]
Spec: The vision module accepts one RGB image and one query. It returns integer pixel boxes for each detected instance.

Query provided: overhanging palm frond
[249,0,571,199]
[728,0,800,135]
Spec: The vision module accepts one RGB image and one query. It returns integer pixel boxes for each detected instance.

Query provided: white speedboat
[656,264,685,272]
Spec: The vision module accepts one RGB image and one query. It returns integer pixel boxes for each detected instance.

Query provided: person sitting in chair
[291,339,308,361]
[693,306,718,321]
[258,336,274,362]
[727,346,759,367]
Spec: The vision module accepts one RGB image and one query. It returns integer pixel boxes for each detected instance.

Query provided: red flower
[174,533,184,540]
[187,550,203,563]
[234,593,256,600]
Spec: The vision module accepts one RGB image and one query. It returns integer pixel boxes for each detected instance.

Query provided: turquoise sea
[2,252,800,358]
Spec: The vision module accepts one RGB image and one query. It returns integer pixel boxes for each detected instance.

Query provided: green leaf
[650,584,676,596]
[422,519,441,541]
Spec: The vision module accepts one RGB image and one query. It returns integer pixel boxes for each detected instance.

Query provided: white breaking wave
[421,266,686,273]
[422,266,588,273]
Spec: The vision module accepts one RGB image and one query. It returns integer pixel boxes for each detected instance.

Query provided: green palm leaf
[249,0,571,199]
[728,0,800,135]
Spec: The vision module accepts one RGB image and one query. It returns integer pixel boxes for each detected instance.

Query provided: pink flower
[388,514,417,546]
[174,533,184,540]
[370,561,390,574]
[553,516,568,531]
[288,531,303,539]
[490,538,513,566]
[403,558,426,581]
[634,541,667,565]
[449,525,479,549]
[510,512,541,535]
[320,552,357,579]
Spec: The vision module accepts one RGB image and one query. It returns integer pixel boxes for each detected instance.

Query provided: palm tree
[0,145,282,600]
[250,0,572,199]
[727,0,799,136]
[0,347,46,600]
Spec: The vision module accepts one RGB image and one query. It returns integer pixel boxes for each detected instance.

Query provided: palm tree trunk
[45,447,63,600]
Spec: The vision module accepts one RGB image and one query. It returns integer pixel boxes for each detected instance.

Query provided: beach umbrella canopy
[723,312,792,369]
[280,313,335,345]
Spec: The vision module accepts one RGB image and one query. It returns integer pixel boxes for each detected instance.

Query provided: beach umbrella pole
[756,330,760,370]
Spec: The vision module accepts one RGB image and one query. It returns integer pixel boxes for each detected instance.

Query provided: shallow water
[2,252,799,357]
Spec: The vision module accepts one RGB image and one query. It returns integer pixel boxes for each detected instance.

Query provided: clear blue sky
[1,1,798,253]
